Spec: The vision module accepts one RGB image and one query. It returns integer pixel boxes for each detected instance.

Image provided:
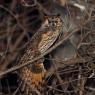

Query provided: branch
[0,13,95,77]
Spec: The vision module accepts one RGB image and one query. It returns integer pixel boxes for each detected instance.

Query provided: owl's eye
[55,21,58,23]
[48,20,51,23]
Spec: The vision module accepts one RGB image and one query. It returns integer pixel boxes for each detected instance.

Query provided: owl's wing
[17,25,62,94]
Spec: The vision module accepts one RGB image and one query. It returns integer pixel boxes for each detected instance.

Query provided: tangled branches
[0,0,95,95]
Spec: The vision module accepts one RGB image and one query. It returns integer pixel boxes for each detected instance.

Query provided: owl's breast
[38,29,61,53]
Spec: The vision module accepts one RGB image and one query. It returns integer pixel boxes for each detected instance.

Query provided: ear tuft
[44,15,49,18]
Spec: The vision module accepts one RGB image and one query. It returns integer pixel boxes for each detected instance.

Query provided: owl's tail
[14,63,46,95]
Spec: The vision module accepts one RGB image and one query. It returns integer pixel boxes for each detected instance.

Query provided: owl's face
[44,15,63,29]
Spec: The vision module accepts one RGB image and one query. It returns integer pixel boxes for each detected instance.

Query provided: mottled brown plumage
[18,15,63,94]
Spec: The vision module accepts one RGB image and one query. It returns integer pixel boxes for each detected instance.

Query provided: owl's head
[43,14,63,29]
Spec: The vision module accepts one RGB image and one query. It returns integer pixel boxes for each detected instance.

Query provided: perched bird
[16,14,63,95]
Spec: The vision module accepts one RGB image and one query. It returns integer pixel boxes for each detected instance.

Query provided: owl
[16,14,63,95]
